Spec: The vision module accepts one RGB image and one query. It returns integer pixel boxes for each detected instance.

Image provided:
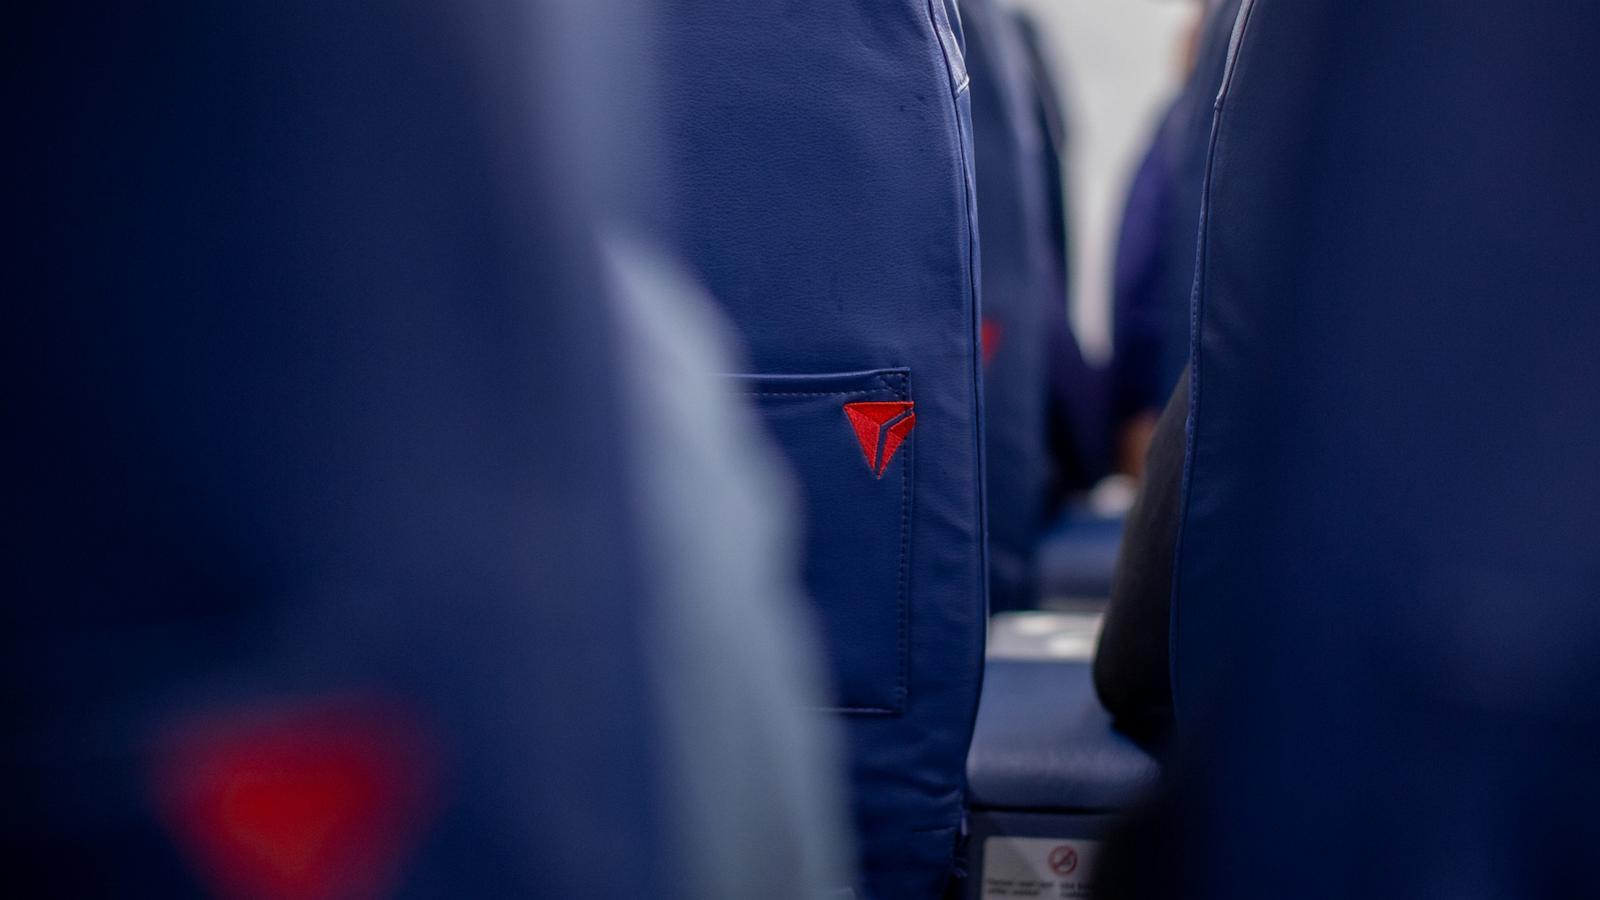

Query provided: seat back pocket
[728,368,915,715]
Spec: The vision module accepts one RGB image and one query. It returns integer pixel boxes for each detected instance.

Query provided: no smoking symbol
[1047,845,1079,877]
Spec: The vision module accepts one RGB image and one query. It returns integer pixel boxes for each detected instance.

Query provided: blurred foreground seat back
[1161,0,1600,895]
[5,2,843,897]
[645,1,988,896]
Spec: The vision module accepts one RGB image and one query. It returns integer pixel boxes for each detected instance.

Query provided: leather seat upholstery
[645,3,988,896]
[1149,1,1600,895]
[961,0,1104,613]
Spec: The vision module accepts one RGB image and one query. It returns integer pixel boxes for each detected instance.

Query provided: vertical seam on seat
[921,0,989,833]
[1169,0,1260,727]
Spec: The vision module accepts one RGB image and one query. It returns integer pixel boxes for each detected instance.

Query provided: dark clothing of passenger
[1094,368,1188,740]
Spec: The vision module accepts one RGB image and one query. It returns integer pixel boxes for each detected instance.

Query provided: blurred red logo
[151,697,437,900]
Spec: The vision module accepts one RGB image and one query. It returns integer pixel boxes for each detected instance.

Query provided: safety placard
[980,836,1101,899]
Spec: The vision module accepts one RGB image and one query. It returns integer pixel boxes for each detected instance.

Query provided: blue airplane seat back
[1166,0,1600,894]
[1020,32,1114,503]
[960,0,1100,608]
[5,3,845,897]
[1111,0,1245,422]
[958,7,1153,884]
[648,2,987,896]
[961,0,1065,613]
[1011,12,1072,303]
[4,4,673,894]
[1157,0,1245,398]
[1009,11,1115,500]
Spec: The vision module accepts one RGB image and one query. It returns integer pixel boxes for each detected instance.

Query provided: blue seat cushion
[967,659,1160,812]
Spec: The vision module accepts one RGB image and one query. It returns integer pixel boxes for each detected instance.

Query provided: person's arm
[1094,367,1189,741]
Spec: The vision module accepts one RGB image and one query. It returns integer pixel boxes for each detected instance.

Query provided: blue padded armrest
[967,658,1159,812]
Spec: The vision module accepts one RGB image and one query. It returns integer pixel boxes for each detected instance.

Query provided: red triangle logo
[843,401,916,477]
